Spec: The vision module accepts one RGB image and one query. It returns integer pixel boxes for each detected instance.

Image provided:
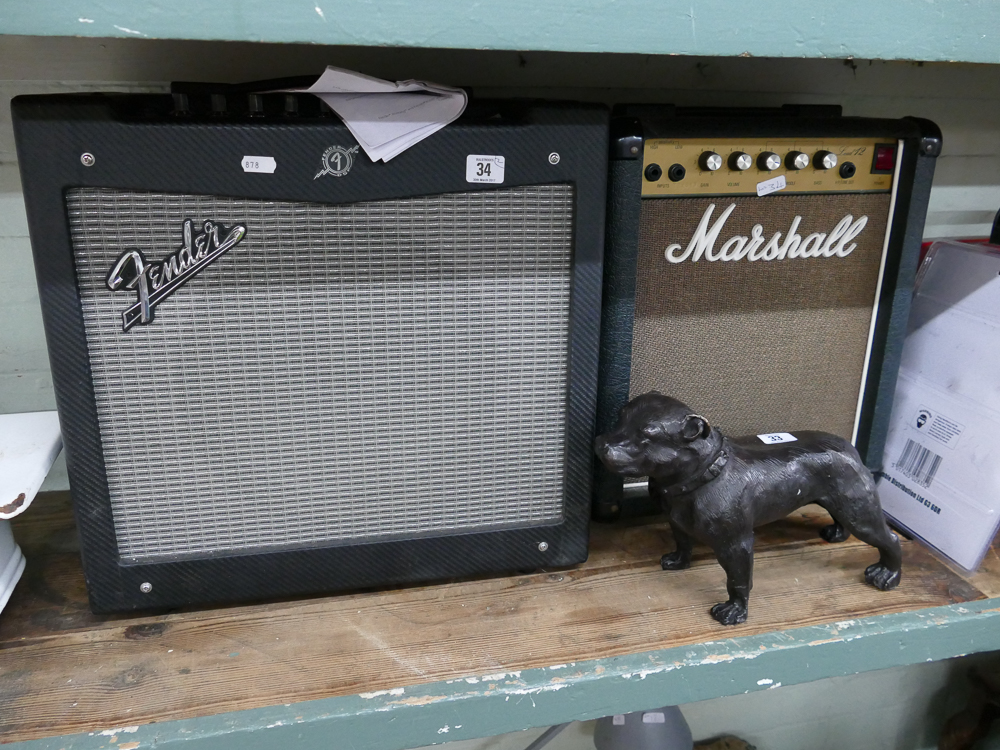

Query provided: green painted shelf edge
[11,598,1000,750]
[2,0,1000,64]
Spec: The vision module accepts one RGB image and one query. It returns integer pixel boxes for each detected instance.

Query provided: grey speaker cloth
[67,185,573,561]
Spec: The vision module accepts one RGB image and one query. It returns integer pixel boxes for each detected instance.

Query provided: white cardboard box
[878,240,1000,571]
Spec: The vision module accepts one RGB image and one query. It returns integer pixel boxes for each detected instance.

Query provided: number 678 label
[466,154,505,184]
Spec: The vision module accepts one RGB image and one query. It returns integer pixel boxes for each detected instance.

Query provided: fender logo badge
[107,219,247,332]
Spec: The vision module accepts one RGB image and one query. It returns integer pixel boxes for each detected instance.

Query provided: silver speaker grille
[66,185,573,561]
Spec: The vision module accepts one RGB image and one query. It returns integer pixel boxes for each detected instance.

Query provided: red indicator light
[874,145,896,172]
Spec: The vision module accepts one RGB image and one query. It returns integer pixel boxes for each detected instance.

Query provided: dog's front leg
[709,536,754,626]
[661,519,693,570]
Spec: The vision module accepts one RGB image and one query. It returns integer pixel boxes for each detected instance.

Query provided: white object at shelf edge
[0,411,62,520]
[0,521,26,613]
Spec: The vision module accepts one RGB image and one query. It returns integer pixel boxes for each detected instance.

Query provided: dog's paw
[710,599,748,626]
[865,563,901,591]
[820,523,850,543]
[660,551,692,571]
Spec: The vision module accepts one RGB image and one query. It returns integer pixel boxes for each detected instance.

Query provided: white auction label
[242,156,277,174]
[612,715,626,726]
[466,154,505,184]
[756,174,786,196]
[642,712,666,724]
[758,432,798,444]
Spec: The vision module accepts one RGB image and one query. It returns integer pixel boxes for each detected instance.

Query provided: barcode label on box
[895,438,944,488]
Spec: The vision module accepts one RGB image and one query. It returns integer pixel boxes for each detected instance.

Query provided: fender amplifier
[12,92,609,611]
[596,105,940,519]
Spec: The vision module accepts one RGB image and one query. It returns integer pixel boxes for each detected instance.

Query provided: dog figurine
[594,392,902,625]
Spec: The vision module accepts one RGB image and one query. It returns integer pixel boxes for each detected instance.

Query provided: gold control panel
[641,138,898,197]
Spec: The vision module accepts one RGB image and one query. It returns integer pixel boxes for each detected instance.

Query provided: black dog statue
[595,392,902,626]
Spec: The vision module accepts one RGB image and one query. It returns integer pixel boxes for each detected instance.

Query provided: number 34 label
[466,154,505,184]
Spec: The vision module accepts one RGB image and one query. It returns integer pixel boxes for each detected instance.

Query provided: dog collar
[662,450,729,498]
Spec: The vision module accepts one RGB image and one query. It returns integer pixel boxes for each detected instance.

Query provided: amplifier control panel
[641,138,898,197]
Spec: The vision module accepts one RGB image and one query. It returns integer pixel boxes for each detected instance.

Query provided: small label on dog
[758,432,797,444]
[756,174,786,196]
[612,715,625,726]
[642,712,666,724]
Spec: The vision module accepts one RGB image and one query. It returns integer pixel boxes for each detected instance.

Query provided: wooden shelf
[2,492,1000,750]
[3,1,1000,65]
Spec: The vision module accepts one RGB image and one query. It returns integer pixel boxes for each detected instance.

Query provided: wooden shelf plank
[3,1,1000,65]
[2,492,998,750]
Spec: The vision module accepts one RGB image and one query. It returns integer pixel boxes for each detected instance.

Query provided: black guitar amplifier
[596,105,939,519]
[12,91,609,611]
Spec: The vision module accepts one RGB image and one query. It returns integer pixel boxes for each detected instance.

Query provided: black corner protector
[610,116,644,160]
[920,136,942,157]
[612,135,644,160]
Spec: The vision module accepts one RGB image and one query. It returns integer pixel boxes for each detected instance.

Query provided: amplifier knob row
[648,149,855,181]
[172,92,332,118]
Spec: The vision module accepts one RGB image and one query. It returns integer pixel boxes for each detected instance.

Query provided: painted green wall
[2,1,1000,64]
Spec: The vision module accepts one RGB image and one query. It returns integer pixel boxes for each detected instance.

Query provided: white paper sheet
[284,67,467,163]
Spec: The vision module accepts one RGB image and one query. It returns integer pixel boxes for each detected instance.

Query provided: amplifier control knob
[248,93,265,117]
[786,151,810,170]
[699,151,723,171]
[815,150,838,170]
[757,152,781,171]
[728,152,752,171]
[211,94,227,116]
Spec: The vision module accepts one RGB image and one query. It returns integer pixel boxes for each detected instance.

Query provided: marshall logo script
[107,219,247,332]
[665,203,869,264]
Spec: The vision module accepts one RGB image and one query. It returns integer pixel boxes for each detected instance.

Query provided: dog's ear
[681,414,711,441]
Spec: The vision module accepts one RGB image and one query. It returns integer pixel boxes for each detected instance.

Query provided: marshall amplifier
[12,92,609,611]
[596,105,940,519]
